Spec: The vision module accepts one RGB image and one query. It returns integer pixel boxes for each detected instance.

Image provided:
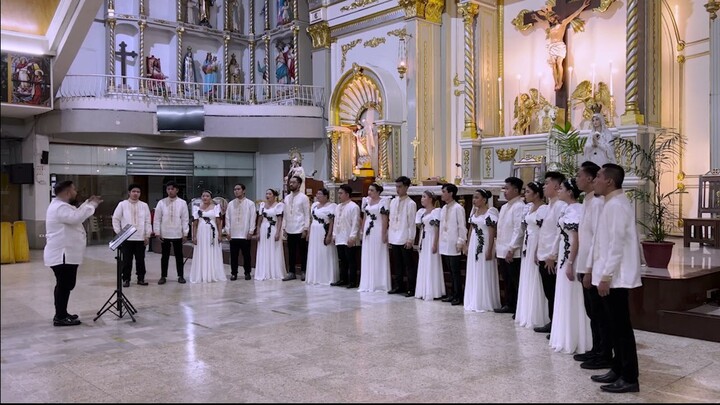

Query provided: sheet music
[109,224,138,251]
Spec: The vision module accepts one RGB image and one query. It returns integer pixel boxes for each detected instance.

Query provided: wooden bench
[683,172,720,248]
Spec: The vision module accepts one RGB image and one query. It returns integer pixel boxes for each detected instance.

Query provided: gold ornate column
[224,0,229,30]
[458,2,479,139]
[140,0,146,16]
[176,26,184,93]
[264,35,270,97]
[307,22,331,49]
[223,34,230,100]
[377,124,392,182]
[249,0,255,35]
[176,0,183,22]
[327,129,342,182]
[292,25,300,84]
[250,39,257,103]
[139,20,146,91]
[264,0,270,30]
[107,1,116,91]
[621,0,645,125]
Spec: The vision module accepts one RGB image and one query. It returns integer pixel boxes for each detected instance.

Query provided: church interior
[1,0,720,402]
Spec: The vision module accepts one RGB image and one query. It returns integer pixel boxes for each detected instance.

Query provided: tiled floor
[1,245,719,403]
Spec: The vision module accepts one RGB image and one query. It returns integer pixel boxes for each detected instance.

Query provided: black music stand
[94,224,138,322]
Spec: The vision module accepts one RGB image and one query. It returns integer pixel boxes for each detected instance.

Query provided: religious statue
[582,112,617,166]
[145,55,167,96]
[570,80,611,123]
[275,41,295,85]
[277,0,293,26]
[532,0,591,91]
[228,53,242,100]
[198,0,215,27]
[202,53,219,99]
[227,0,243,32]
[285,157,306,185]
[181,47,197,96]
[352,121,378,176]
[513,88,551,135]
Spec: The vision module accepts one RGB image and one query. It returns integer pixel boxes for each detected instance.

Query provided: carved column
[264,0,270,30]
[249,0,255,35]
[224,0,229,31]
[223,34,230,99]
[107,15,116,90]
[621,0,645,125]
[264,35,270,98]
[458,2,479,139]
[292,25,300,84]
[140,0,146,16]
[708,1,720,168]
[177,0,183,22]
[327,128,342,182]
[250,39,257,103]
[377,124,393,183]
[176,26,184,93]
[139,20,146,91]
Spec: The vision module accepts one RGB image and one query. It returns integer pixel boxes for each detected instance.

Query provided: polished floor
[1,245,719,403]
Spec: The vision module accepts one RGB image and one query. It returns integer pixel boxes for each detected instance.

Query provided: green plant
[613,130,686,242]
[549,122,587,179]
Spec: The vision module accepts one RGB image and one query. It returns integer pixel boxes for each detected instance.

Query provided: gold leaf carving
[340,39,362,72]
[340,0,378,12]
[363,37,386,48]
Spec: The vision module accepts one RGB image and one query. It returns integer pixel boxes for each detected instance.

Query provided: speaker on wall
[9,163,34,184]
[41,151,49,165]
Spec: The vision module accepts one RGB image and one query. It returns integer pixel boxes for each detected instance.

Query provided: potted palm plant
[613,129,686,268]
[549,122,587,179]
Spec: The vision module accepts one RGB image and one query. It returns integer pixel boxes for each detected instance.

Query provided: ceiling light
[184,136,202,144]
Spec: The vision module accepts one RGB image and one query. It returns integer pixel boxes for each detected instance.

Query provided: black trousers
[498,257,521,311]
[390,244,415,292]
[603,288,639,384]
[337,244,359,285]
[579,273,610,359]
[538,261,556,320]
[51,262,78,319]
[229,238,252,275]
[160,238,184,278]
[287,233,307,274]
[121,240,147,281]
[442,254,463,301]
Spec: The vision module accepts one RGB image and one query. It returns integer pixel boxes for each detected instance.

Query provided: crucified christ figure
[533,0,591,91]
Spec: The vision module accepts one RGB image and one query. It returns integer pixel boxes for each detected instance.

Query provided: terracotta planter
[641,240,675,268]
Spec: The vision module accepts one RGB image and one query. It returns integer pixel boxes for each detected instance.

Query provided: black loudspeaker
[9,163,34,184]
[41,151,49,165]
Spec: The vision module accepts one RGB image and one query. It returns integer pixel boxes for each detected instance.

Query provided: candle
[609,61,614,97]
[568,66,574,93]
[516,74,521,100]
[498,77,503,110]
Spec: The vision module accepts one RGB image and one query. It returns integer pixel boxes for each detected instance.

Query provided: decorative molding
[398,0,445,23]
[307,22,331,49]
[340,39,362,71]
[340,0,378,12]
[511,9,533,31]
[496,148,517,161]
[705,0,719,20]
[387,27,411,39]
[363,37,386,48]
[331,7,404,37]
[483,148,494,179]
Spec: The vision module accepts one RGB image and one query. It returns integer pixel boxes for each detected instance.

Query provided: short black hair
[165,181,179,190]
[504,177,524,193]
[234,183,246,190]
[318,188,330,198]
[544,171,566,184]
[395,176,411,187]
[128,183,142,192]
[526,181,544,199]
[54,180,73,195]
[291,175,303,185]
[442,183,458,199]
[562,178,582,200]
[338,184,353,195]
[602,163,625,188]
[370,183,384,194]
[580,161,601,178]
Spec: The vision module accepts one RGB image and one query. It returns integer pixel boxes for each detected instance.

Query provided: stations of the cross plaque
[116,41,138,86]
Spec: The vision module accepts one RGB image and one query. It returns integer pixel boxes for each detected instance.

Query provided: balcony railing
[57,74,325,107]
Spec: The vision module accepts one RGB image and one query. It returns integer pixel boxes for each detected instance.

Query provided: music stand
[94,224,138,322]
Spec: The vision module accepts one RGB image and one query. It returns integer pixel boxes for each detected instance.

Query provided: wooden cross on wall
[520,0,601,111]
[116,41,138,85]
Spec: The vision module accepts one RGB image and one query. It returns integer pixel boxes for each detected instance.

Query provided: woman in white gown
[464,189,501,312]
[190,190,227,283]
[306,188,339,285]
[515,181,551,328]
[414,190,445,301]
[549,178,592,354]
[358,183,391,292]
[254,189,287,281]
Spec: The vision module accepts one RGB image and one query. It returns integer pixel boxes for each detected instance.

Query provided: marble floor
[1,246,719,403]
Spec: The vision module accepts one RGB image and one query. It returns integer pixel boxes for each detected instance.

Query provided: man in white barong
[225,183,257,280]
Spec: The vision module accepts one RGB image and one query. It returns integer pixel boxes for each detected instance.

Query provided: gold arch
[330,63,384,127]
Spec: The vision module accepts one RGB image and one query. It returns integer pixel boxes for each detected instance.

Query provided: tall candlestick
[609,61,614,97]
[568,66,574,94]
[516,74,521,100]
[498,77,503,110]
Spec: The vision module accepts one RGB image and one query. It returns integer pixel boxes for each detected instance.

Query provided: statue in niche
[228,53,242,100]
[277,0,293,26]
[202,53,219,99]
[227,0,243,32]
[257,60,269,85]
[582,112,617,167]
[145,55,167,96]
[181,47,198,96]
[275,41,295,85]
[352,107,379,176]
[198,0,215,27]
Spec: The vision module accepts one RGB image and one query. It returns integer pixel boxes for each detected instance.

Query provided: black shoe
[158,277,167,285]
[534,322,552,333]
[331,280,348,287]
[512,314,516,320]
[346,283,358,289]
[581,358,613,370]
[494,305,512,314]
[574,351,597,362]
[244,273,251,280]
[137,280,149,286]
[53,316,82,327]
[546,334,550,340]
[388,287,404,294]
[123,280,130,288]
[301,273,306,281]
[591,370,619,384]
[230,274,238,281]
[282,273,297,281]
[68,314,79,320]
[434,295,448,301]
[405,291,415,297]
[441,296,454,303]
[178,277,186,284]
[600,378,639,393]
[451,299,462,306]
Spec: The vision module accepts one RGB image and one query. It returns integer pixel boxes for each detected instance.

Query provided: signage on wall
[0,52,52,107]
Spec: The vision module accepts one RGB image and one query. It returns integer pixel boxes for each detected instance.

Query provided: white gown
[549,202,592,354]
[305,202,339,285]
[464,208,501,312]
[254,202,287,281]
[515,204,551,328]
[358,197,391,292]
[189,205,227,283]
[414,208,446,301]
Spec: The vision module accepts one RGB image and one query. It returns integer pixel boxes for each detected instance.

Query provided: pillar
[708,1,720,168]
[457,1,479,139]
[21,134,50,249]
[458,138,482,185]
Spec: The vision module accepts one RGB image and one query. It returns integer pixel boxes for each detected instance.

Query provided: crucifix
[116,41,138,85]
[521,0,600,112]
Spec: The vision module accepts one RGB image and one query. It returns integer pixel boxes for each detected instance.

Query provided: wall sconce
[397,37,407,79]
